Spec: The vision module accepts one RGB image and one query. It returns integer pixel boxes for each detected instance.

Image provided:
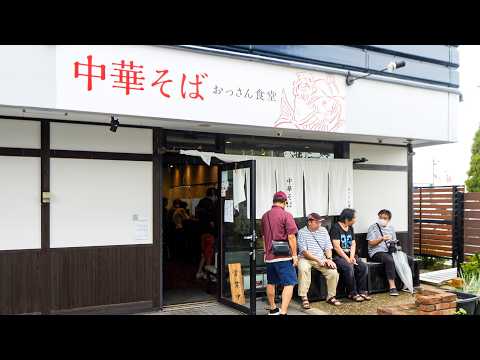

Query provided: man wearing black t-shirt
[330,208,371,302]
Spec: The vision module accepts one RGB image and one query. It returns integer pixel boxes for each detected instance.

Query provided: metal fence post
[419,187,422,256]
[453,187,464,273]
[452,186,457,268]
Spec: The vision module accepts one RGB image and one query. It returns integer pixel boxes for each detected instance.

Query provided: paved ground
[138,284,444,316]
[140,298,328,315]
[141,301,244,315]
[255,298,327,315]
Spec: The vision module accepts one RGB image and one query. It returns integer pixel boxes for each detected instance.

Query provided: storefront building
[0,45,459,314]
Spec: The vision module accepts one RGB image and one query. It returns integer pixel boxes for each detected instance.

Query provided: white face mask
[378,218,388,227]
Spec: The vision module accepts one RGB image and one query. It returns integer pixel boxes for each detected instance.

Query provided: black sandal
[360,293,372,301]
[301,297,311,310]
[326,297,342,306]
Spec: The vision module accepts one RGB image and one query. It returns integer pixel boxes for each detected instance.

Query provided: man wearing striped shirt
[297,213,341,308]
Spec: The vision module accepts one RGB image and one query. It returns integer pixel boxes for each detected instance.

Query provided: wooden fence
[413,186,464,262]
[464,192,480,258]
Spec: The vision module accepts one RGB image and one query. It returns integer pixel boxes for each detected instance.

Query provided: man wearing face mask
[367,209,414,296]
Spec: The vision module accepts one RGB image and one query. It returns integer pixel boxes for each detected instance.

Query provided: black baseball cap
[307,213,323,221]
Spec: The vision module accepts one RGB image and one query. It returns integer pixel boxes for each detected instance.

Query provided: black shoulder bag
[376,223,397,254]
[267,213,291,256]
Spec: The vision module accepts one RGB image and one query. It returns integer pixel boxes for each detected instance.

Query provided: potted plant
[447,254,480,315]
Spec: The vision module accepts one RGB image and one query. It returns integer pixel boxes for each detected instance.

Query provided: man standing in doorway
[261,191,298,315]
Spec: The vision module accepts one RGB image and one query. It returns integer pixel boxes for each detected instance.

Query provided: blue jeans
[333,256,368,296]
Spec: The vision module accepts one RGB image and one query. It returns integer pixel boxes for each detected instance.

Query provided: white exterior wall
[0,156,41,250]
[0,119,40,148]
[346,78,453,142]
[0,45,56,109]
[350,144,408,233]
[350,143,407,166]
[50,122,152,154]
[0,120,41,250]
[0,121,154,250]
[50,158,153,248]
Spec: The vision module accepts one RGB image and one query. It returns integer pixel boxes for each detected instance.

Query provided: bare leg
[266,284,277,310]
[280,285,294,314]
[388,279,396,289]
[197,255,205,274]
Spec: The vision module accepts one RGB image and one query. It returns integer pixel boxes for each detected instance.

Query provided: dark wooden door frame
[152,128,164,310]
[40,120,51,314]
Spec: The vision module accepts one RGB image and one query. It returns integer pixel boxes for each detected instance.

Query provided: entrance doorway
[161,152,258,313]
[162,154,219,305]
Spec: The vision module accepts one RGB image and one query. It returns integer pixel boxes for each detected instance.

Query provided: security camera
[110,116,120,133]
[378,138,383,144]
[274,130,284,137]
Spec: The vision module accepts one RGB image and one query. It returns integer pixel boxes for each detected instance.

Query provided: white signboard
[224,199,234,223]
[56,45,346,132]
[133,214,149,241]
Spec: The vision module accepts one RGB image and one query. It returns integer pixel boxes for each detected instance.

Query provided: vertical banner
[275,158,304,218]
[228,263,246,305]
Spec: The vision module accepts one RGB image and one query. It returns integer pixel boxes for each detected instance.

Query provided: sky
[413,46,480,187]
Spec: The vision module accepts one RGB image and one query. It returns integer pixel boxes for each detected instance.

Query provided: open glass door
[217,160,256,314]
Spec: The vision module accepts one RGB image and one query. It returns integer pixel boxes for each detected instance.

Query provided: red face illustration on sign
[275,72,345,132]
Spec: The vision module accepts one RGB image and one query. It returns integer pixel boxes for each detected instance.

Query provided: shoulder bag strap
[267,211,288,242]
[266,212,274,239]
[377,223,391,248]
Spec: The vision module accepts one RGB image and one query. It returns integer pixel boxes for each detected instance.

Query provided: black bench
[295,223,421,300]
[302,258,420,302]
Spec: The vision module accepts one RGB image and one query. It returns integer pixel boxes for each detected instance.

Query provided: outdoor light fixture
[110,116,120,132]
[346,60,406,86]
[353,157,368,164]
[406,140,415,156]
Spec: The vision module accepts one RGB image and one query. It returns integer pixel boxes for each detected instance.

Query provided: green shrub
[456,308,467,315]
[466,127,480,192]
[460,253,480,278]
[460,272,480,296]
[417,255,447,270]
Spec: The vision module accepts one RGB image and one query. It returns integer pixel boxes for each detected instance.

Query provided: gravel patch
[310,291,416,315]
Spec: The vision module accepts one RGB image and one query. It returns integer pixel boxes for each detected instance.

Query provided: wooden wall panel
[50,245,153,311]
[0,250,42,314]
[464,192,480,257]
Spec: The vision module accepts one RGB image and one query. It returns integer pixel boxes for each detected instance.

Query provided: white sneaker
[204,265,217,274]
